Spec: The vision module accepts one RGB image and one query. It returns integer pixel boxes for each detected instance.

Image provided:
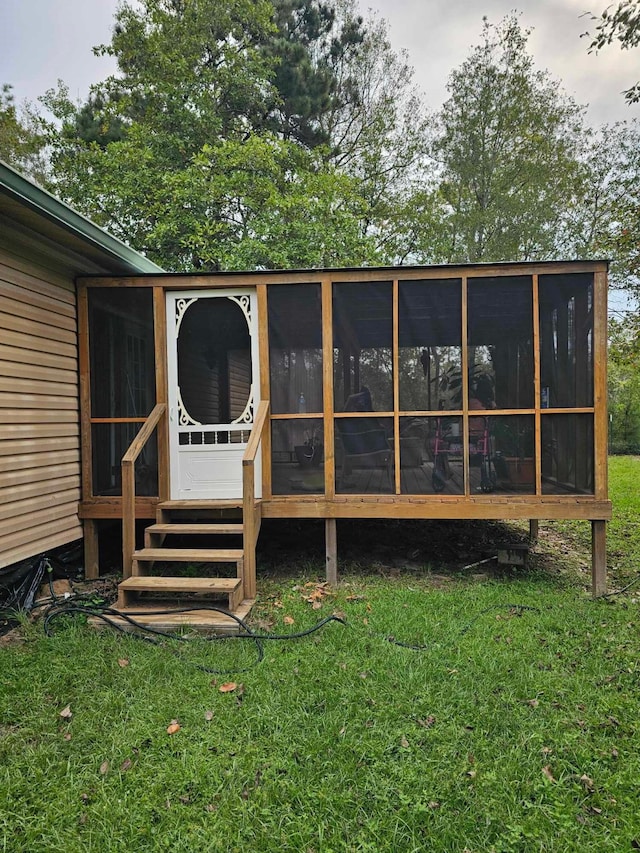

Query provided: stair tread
[158,500,246,509]
[133,548,244,561]
[147,523,244,534]
[120,576,241,592]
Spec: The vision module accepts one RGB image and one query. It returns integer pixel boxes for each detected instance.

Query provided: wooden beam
[532,274,542,495]
[322,278,335,499]
[77,284,92,500]
[256,284,271,498]
[593,270,608,500]
[591,520,607,597]
[392,279,400,495]
[325,517,337,585]
[83,519,99,580]
[153,286,169,500]
[529,519,539,543]
[461,276,470,496]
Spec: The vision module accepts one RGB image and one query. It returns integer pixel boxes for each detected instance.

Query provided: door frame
[165,288,261,500]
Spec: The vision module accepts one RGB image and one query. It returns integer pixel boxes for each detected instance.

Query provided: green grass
[0,458,639,852]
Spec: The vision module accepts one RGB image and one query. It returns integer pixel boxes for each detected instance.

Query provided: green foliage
[587,0,640,103]
[608,314,640,452]
[0,84,48,184]
[41,0,380,271]
[261,0,365,148]
[429,16,587,264]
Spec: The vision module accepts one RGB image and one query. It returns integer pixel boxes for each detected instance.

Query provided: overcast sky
[1,0,639,129]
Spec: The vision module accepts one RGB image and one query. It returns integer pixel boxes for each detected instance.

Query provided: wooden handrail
[242,400,270,600]
[243,400,270,466]
[121,403,166,578]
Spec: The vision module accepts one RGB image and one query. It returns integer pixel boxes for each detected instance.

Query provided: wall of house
[0,237,81,568]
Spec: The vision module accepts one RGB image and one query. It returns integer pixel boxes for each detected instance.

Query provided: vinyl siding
[0,248,81,568]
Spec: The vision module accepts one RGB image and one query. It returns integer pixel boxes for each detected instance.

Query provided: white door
[166,289,261,500]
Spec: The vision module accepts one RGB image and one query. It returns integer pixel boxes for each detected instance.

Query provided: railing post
[241,400,269,601]
[242,461,256,599]
[120,403,166,580]
[122,461,135,579]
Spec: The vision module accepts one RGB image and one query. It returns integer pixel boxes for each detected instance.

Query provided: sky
[1,0,639,129]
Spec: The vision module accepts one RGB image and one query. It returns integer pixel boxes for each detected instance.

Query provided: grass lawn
[1,457,639,852]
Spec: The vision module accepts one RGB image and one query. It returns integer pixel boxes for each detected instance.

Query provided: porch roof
[0,160,163,275]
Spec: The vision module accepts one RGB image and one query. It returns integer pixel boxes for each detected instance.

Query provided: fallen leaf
[346,594,365,602]
[359,672,368,679]
[339,726,346,736]
[120,758,132,771]
[527,699,540,708]
[466,770,476,779]
[400,736,410,748]
[59,704,72,720]
[118,659,129,668]
[580,773,595,792]
[179,795,190,804]
[99,761,109,775]
[167,722,181,735]
[611,748,619,759]
[63,733,72,741]
[283,615,295,625]
[417,716,436,728]
[204,711,214,721]
[542,765,556,783]
[311,601,322,610]
[428,801,440,809]
[591,806,603,815]
[205,804,217,813]
[219,682,237,693]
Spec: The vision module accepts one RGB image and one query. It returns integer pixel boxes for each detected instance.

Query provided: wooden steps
[132,547,244,563]
[94,598,255,635]
[118,575,243,611]
[114,499,260,633]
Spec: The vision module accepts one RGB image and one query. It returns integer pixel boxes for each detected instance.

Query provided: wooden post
[242,460,256,600]
[529,519,539,543]
[591,520,607,597]
[325,517,338,585]
[122,461,135,579]
[83,519,100,580]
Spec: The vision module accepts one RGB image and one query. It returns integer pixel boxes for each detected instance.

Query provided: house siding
[0,247,81,568]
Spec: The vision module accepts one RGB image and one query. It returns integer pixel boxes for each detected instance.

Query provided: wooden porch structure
[77,261,611,629]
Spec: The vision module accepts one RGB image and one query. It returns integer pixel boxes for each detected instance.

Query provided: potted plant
[492,421,534,484]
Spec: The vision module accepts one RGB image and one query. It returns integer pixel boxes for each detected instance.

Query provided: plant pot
[504,457,534,484]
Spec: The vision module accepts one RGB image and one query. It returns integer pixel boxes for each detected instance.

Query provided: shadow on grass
[256,517,578,589]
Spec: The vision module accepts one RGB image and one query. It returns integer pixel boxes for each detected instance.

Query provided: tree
[314,3,436,263]
[587,0,640,103]
[261,0,365,148]
[579,121,640,295]
[608,313,640,452]
[426,16,587,264]
[0,84,48,184]
[42,0,380,270]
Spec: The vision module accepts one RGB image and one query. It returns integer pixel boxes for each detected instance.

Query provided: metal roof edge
[0,160,164,274]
